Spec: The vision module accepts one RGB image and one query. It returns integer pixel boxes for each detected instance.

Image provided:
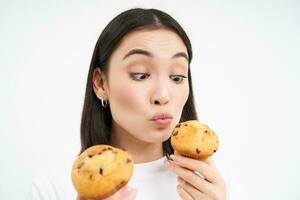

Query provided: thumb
[118,186,138,200]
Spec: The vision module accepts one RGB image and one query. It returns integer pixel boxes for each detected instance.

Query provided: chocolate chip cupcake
[71,145,134,199]
[170,120,219,160]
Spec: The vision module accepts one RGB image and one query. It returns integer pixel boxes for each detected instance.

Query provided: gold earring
[101,98,108,108]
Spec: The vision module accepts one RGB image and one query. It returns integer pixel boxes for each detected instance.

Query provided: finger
[119,186,138,200]
[123,188,138,200]
[76,195,82,200]
[177,185,194,200]
[164,159,212,193]
[178,177,207,199]
[76,195,97,200]
[103,186,137,200]
[203,157,217,168]
[170,155,222,183]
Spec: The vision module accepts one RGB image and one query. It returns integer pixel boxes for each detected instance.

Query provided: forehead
[112,28,188,60]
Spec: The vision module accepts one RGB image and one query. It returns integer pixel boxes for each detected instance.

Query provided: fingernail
[166,153,173,161]
[170,155,181,162]
[120,186,137,198]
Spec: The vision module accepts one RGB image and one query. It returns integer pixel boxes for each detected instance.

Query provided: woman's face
[97,28,189,144]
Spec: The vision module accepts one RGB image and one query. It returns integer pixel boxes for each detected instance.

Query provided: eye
[130,73,150,81]
[170,75,187,84]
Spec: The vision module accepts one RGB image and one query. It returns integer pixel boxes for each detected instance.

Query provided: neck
[110,124,164,164]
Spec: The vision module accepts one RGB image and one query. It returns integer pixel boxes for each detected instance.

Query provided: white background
[1,0,299,199]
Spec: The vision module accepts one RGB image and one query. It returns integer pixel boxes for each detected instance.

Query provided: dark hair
[80,8,198,155]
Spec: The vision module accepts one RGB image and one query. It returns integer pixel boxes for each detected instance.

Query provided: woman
[79,8,226,200]
[29,8,243,200]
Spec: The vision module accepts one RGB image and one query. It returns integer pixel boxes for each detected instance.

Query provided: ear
[92,67,108,100]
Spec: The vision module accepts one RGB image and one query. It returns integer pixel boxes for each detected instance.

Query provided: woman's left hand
[164,155,227,200]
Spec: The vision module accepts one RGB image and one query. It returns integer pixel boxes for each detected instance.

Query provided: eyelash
[130,73,187,84]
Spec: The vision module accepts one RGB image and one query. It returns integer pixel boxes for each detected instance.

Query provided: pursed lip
[150,113,173,121]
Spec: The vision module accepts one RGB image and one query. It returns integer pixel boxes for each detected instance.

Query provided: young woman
[78,8,226,200]
[29,8,246,200]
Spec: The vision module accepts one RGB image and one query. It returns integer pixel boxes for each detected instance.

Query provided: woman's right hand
[77,186,138,200]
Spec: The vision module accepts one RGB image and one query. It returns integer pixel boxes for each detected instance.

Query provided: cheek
[172,84,189,119]
[108,81,151,140]
[175,84,189,106]
[109,81,146,116]
[116,87,137,107]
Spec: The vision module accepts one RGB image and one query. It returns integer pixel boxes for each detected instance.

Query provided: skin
[79,28,226,200]
[164,155,227,200]
[93,28,189,163]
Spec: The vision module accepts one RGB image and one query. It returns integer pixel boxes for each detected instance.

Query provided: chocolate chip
[88,154,94,158]
[98,152,102,155]
[175,124,181,128]
[172,130,178,136]
[99,168,103,175]
[120,180,126,185]
[196,148,201,154]
[204,130,208,133]
[89,174,93,180]
[78,162,85,169]
[126,158,132,163]
[183,124,188,126]
[103,147,112,151]
[213,149,217,153]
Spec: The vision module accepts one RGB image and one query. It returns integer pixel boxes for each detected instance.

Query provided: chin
[147,129,171,143]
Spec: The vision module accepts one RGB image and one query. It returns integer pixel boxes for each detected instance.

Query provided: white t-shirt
[27,156,248,200]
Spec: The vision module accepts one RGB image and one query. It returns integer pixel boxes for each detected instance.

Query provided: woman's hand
[164,155,226,200]
[77,185,138,200]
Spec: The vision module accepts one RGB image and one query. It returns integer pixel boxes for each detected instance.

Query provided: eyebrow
[122,48,189,62]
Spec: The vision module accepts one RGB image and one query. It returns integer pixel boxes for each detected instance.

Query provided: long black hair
[80,8,198,155]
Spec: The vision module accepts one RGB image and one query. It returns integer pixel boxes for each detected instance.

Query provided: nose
[150,80,170,106]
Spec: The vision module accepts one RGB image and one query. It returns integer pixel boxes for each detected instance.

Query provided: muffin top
[171,120,219,160]
[71,145,134,199]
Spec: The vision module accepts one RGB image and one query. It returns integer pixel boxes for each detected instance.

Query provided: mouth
[150,113,173,128]
[151,118,172,128]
